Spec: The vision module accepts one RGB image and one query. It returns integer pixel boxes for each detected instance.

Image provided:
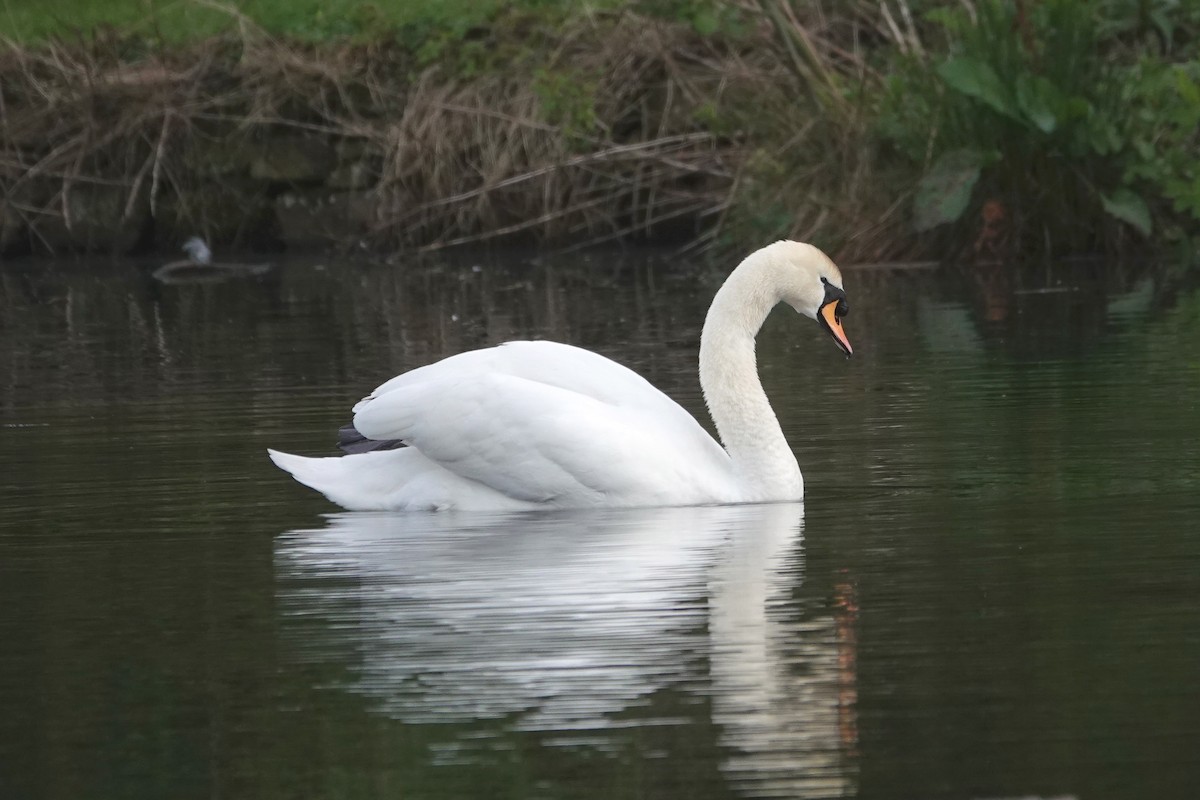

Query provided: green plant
[532,68,602,142]
[880,0,1200,255]
[1124,60,1200,223]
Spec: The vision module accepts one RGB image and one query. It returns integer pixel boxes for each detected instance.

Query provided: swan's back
[359,341,685,414]
[273,341,735,511]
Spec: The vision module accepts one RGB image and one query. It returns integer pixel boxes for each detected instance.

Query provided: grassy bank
[1,0,1198,264]
[0,0,513,42]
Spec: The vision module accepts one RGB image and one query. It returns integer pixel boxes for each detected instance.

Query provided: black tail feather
[337,423,406,455]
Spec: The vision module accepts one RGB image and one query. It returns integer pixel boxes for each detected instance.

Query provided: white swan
[268,240,852,511]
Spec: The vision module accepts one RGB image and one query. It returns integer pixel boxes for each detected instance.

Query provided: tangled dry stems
[0,3,904,260]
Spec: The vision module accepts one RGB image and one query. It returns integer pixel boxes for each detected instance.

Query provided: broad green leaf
[914,148,985,232]
[1151,10,1175,48]
[937,57,1017,119]
[1015,75,1058,133]
[1101,189,1153,236]
[1175,68,1200,108]
[1086,116,1123,156]
[1063,97,1092,121]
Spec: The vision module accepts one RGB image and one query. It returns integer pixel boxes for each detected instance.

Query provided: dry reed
[0,3,908,260]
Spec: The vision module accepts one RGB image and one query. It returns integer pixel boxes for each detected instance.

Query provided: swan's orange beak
[820,302,853,357]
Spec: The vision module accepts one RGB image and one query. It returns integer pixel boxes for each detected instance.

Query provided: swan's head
[768,241,852,357]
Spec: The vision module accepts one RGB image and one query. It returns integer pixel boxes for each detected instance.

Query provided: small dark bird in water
[181,236,212,265]
[152,237,270,284]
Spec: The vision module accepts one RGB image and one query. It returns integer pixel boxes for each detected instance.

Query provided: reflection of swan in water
[708,508,858,797]
[275,503,857,796]
[152,236,271,284]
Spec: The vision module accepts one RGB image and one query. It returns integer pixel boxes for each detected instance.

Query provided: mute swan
[268,240,852,511]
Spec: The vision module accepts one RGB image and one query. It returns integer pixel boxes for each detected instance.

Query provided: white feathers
[269,241,848,511]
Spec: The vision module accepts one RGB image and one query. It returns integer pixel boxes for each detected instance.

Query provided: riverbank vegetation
[1,0,1197,264]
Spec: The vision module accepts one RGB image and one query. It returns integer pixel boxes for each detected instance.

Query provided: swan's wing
[352,343,732,506]
[355,373,728,505]
[361,341,687,417]
[357,341,718,453]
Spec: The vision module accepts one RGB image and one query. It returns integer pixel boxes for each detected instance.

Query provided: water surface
[1,251,1198,799]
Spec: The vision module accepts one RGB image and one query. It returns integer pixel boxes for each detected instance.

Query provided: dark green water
[1,251,1198,800]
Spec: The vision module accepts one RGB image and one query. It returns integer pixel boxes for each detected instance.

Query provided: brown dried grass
[0,2,910,260]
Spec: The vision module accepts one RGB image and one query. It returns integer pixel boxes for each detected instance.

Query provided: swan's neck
[699,256,802,500]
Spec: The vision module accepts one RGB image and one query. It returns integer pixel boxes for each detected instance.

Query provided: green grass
[0,0,513,43]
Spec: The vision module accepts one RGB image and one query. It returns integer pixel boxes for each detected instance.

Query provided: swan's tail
[268,448,420,511]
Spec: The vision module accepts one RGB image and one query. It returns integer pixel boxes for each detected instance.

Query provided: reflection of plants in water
[907,277,1200,513]
[0,257,709,419]
[1151,283,1200,375]
[880,0,1200,256]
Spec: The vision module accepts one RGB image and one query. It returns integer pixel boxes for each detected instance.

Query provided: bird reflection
[707,508,858,797]
[275,503,857,797]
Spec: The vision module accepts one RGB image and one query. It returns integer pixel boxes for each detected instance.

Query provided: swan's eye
[820,276,829,285]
